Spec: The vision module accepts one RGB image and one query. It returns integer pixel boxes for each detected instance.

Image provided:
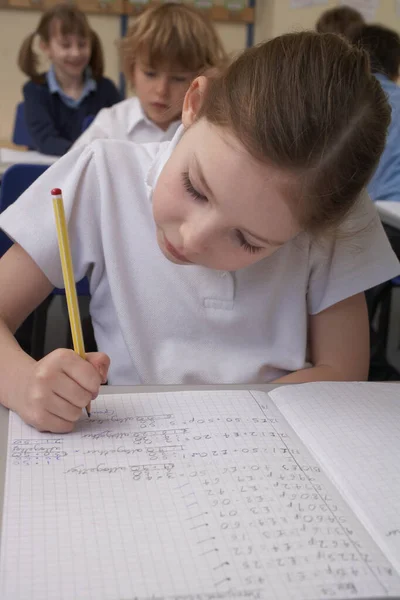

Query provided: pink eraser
[51,188,62,196]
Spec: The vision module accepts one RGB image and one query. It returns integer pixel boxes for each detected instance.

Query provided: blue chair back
[12,102,34,148]
[0,164,48,256]
[0,163,90,295]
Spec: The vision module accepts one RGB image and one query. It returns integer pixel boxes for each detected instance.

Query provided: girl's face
[41,22,91,82]
[133,60,194,131]
[152,116,301,271]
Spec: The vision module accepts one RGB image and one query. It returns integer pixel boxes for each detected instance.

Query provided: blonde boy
[73,2,227,147]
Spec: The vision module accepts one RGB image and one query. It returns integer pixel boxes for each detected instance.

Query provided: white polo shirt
[71,97,180,149]
[1,130,399,384]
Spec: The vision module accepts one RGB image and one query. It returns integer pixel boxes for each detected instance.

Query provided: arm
[0,244,109,432]
[273,293,369,383]
[23,83,72,156]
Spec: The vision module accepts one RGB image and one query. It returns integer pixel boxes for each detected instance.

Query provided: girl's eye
[182,172,207,202]
[172,76,188,83]
[236,231,263,254]
[144,71,157,78]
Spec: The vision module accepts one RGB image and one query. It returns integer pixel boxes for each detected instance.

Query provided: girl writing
[18,4,121,156]
[0,32,398,433]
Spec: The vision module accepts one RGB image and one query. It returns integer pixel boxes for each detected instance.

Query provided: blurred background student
[352,25,400,205]
[72,2,227,149]
[18,4,121,156]
[315,4,364,40]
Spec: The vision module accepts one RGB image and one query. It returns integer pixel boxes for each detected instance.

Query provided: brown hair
[353,24,400,80]
[198,32,390,235]
[316,6,364,41]
[120,2,227,83]
[18,4,104,83]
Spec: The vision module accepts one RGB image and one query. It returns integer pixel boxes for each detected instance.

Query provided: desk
[0,383,277,535]
[376,200,400,231]
[0,147,57,176]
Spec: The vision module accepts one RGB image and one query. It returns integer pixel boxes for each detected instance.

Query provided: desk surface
[0,383,277,535]
[376,200,400,230]
[0,146,57,176]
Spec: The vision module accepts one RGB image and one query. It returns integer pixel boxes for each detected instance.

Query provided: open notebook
[1,382,400,600]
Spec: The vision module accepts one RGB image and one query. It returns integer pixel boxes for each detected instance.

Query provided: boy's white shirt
[1,128,399,385]
[71,97,181,149]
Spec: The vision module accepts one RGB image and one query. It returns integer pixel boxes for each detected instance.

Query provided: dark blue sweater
[23,77,121,156]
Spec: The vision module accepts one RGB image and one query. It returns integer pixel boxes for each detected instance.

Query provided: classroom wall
[1,0,400,141]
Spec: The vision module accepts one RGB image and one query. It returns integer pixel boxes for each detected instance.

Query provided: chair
[0,164,49,358]
[0,163,48,255]
[0,163,90,358]
[12,102,34,148]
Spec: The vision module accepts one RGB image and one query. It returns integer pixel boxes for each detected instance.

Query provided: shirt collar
[46,65,97,109]
[127,97,181,138]
[146,124,184,194]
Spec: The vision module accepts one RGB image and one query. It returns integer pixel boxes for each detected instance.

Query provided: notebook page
[270,383,400,575]
[1,389,399,600]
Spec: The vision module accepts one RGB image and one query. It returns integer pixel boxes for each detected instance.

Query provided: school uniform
[71,97,181,149]
[0,128,399,385]
[368,72,400,203]
[23,66,121,156]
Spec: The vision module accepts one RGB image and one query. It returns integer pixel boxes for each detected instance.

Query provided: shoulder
[95,97,140,124]
[23,79,49,97]
[112,97,141,118]
[96,77,118,91]
[85,137,165,181]
[95,77,121,102]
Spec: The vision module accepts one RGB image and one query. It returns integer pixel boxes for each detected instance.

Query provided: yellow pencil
[51,188,91,418]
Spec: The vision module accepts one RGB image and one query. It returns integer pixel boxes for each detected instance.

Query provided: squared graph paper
[1,388,399,599]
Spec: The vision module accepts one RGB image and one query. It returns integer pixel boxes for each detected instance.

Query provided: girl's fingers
[46,391,84,423]
[49,371,93,409]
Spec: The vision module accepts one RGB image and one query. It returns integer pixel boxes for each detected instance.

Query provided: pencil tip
[86,409,91,418]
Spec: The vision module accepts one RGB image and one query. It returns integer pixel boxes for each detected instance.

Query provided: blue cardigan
[23,77,121,156]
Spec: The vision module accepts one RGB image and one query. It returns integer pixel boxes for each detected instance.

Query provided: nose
[180,219,215,255]
[70,45,81,57]
[155,76,170,98]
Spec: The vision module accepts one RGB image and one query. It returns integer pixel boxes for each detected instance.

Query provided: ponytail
[89,29,104,80]
[17,32,45,83]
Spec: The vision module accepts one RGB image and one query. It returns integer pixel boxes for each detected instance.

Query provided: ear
[182,76,208,128]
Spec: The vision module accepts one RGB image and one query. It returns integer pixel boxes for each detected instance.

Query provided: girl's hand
[12,349,110,433]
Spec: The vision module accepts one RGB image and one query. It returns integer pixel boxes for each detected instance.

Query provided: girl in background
[18,4,121,156]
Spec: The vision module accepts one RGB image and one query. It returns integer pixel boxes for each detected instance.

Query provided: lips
[151,102,168,110]
[164,236,191,263]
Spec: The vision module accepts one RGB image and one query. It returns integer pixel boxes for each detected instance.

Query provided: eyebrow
[192,155,288,248]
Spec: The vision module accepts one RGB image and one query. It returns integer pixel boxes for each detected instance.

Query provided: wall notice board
[0,0,255,21]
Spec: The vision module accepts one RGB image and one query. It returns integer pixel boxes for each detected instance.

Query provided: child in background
[18,5,121,156]
[72,2,227,148]
[0,32,399,433]
[352,25,400,204]
[316,5,364,40]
